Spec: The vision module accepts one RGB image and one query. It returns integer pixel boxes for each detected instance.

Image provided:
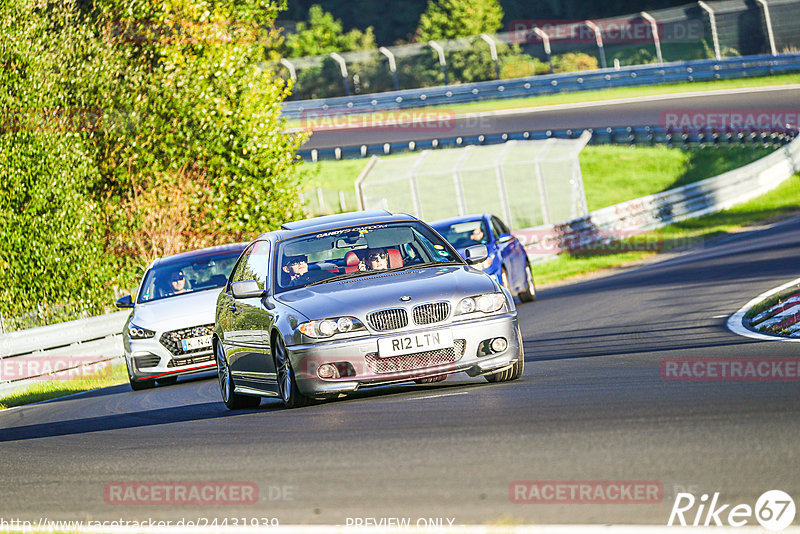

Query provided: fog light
[491,337,508,353]
[318,363,339,379]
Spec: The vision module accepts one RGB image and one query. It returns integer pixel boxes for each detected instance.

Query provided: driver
[169,269,189,295]
[283,255,310,284]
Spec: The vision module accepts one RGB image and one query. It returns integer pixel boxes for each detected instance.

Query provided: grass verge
[744,284,800,321]
[533,174,800,286]
[0,360,127,410]
[286,72,800,127]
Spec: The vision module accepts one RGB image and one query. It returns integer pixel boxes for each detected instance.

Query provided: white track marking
[726,276,800,342]
[410,391,469,400]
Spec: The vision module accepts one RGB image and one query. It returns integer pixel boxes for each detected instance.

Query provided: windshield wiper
[305,270,375,286]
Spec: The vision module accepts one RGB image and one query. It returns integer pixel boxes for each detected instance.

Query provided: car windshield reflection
[274,221,462,293]
[137,252,242,303]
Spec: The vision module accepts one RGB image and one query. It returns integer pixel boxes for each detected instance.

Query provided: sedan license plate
[181,335,212,351]
[378,330,453,358]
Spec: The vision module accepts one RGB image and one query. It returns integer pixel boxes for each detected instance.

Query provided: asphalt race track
[300,85,800,150]
[2,214,799,526]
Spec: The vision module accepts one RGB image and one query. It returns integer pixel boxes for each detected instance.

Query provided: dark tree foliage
[283,0,697,45]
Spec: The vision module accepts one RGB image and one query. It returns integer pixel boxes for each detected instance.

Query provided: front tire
[216,340,260,410]
[518,262,536,303]
[273,335,313,409]
[484,356,524,382]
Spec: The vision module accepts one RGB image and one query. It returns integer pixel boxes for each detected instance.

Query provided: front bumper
[286,313,522,397]
[125,336,216,382]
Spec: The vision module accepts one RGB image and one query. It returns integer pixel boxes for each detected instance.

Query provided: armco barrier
[0,311,128,393]
[299,125,798,161]
[514,134,800,258]
[282,53,800,120]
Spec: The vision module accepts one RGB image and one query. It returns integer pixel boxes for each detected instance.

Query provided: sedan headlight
[298,317,366,339]
[455,293,506,315]
[128,324,155,339]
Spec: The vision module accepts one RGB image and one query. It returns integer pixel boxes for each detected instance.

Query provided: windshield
[432,219,490,249]
[274,221,462,293]
[137,251,242,303]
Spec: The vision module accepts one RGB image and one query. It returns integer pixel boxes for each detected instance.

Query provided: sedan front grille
[413,302,450,325]
[159,324,214,356]
[167,353,215,368]
[367,309,408,331]
[365,339,466,374]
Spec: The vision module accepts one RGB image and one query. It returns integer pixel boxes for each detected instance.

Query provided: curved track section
[300,86,800,150]
[2,217,799,525]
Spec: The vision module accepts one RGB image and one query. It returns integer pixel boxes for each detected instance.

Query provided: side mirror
[115,295,134,309]
[231,280,266,299]
[464,245,489,265]
[497,233,514,244]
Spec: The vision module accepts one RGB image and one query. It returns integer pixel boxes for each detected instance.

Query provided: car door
[491,216,525,290]
[219,240,277,392]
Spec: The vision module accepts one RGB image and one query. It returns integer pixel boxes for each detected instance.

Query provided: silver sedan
[213,211,524,409]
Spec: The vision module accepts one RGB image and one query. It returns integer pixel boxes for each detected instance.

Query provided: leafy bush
[553,52,599,73]
[1,0,307,327]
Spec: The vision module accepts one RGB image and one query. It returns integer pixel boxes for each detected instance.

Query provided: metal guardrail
[514,133,800,259]
[283,53,800,120]
[300,125,798,161]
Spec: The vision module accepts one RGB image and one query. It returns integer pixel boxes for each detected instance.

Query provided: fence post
[532,27,553,74]
[495,142,516,227]
[453,146,474,215]
[330,52,350,96]
[428,40,449,85]
[379,47,400,90]
[584,20,608,70]
[698,1,721,60]
[755,0,778,56]
[480,33,500,80]
[279,58,298,100]
[409,151,430,218]
[355,155,379,210]
[640,12,664,65]
[535,139,555,225]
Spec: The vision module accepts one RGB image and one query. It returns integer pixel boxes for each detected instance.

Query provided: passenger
[364,248,389,271]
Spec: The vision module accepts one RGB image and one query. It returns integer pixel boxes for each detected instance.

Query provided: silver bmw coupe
[213,211,524,409]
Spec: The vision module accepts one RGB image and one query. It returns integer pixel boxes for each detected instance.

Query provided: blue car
[430,214,536,303]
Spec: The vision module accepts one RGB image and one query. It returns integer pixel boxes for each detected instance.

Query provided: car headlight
[298,317,366,339]
[455,293,506,315]
[473,255,494,271]
[128,324,156,339]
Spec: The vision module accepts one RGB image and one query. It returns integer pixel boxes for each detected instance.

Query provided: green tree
[284,4,375,57]
[1,0,307,324]
[283,5,383,98]
[416,0,503,42]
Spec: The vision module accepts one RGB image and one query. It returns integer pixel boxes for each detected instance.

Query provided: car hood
[131,288,223,330]
[274,265,498,320]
